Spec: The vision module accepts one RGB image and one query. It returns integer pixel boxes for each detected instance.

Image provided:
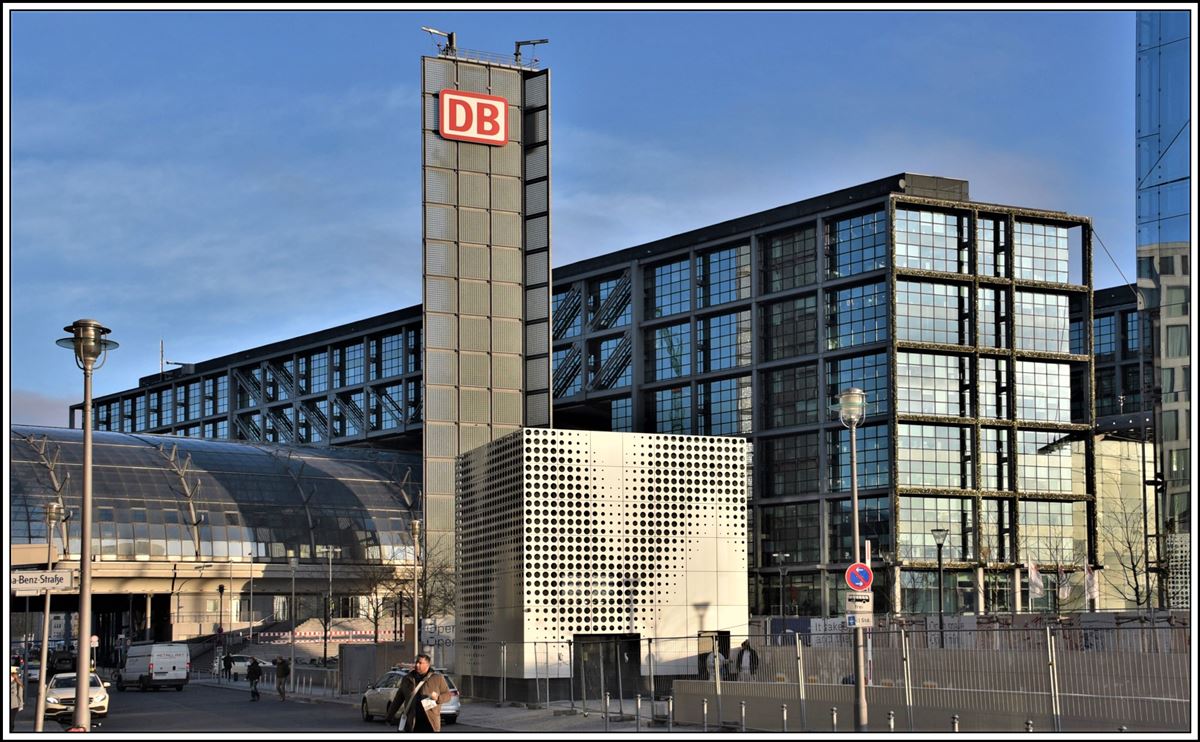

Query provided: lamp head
[931,527,949,546]
[834,387,866,428]
[57,319,118,370]
[44,501,65,525]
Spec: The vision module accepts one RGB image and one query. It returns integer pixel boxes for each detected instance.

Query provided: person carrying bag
[385,654,450,733]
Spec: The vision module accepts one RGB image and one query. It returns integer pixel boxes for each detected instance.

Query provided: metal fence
[452,625,1190,732]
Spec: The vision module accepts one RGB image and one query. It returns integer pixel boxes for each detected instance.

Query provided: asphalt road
[13,682,495,734]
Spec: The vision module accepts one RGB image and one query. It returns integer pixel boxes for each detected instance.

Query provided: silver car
[360,667,459,725]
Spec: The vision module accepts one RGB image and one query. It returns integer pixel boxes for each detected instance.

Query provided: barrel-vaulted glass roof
[10,426,421,566]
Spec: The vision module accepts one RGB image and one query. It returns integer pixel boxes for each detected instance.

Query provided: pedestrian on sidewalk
[247,658,262,701]
[222,652,233,680]
[10,667,24,733]
[272,656,290,701]
[385,654,449,732]
[736,640,759,681]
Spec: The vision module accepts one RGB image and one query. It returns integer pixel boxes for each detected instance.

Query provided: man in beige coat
[385,654,451,732]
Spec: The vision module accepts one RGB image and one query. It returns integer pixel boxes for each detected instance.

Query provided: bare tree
[1097,495,1157,609]
[351,562,410,643]
[416,535,456,625]
[1021,526,1087,613]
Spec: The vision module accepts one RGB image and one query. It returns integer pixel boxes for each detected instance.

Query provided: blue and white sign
[845,562,873,591]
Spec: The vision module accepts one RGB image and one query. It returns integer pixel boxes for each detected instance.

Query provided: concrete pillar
[145,594,153,640]
[976,566,985,616]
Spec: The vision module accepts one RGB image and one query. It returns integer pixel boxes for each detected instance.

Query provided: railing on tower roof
[439,46,541,71]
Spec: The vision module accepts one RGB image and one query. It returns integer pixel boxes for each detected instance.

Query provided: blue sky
[7,8,1139,425]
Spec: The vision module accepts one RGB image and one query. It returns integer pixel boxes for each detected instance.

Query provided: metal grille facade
[456,428,750,677]
[421,54,552,554]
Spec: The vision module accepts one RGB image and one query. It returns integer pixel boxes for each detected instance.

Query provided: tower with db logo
[421,35,553,564]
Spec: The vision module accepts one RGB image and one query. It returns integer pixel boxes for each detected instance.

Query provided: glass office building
[74,173,1097,617]
[1136,10,1191,534]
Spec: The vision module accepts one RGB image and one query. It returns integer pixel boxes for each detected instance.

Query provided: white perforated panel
[457,429,750,677]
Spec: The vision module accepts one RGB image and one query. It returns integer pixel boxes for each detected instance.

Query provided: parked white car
[360,667,459,725]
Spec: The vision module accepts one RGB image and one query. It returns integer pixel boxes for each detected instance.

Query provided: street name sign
[845,562,873,591]
[11,570,76,595]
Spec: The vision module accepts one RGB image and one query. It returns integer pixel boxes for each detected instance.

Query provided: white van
[115,642,191,691]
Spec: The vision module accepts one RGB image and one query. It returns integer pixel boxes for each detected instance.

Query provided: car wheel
[175,685,184,691]
[362,701,373,722]
[444,715,458,725]
[140,676,150,692]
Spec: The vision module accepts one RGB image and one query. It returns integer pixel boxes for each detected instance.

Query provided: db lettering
[439,90,508,146]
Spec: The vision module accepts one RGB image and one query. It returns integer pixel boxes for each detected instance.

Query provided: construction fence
[449,625,1190,733]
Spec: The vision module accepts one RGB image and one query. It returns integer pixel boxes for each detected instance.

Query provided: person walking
[385,654,450,733]
[272,656,290,701]
[222,652,233,680]
[10,667,24,733]
[735,640,759,681]
[247,658,262,701]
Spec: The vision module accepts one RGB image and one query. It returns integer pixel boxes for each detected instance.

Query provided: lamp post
[217,583,225,678]
[171,563,212,636]
[34,502,66,732]
[248,552,255,645]
[411,519,421,652]
[57,319,117,731]
[316,546,341,667]
[289,551,298,693]
[835,387,868,732]
[773,552,791,635]
[931,528,948,649]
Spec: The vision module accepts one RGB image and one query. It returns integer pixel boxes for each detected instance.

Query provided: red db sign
[439,89,508,146]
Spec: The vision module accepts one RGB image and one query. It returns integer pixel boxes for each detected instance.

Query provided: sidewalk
[192,673,700,733]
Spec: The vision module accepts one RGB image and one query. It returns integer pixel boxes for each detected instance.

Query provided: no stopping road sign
[845,562,873,591]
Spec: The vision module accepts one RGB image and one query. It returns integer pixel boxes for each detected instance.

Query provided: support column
[145,594,153,640]
[976,566,985,616]
[1013,566,1022,614]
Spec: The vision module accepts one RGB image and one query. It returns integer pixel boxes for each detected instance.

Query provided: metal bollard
[604,692,611,733]
[703,698,709,733]
[1026,720,1034,733]
[636,694,642,732]
[782,703,788,733]
[831,706,838,732]
[888,710,895,731]
[952,714,960,732]
[667,695,674,732]
[740,700,747,732]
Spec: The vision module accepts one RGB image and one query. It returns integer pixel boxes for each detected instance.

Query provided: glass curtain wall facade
[80,174,1097,617]
[1136,11,1191,541]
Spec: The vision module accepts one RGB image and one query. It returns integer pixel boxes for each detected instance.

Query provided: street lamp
[835,387,868,732]
[931,528,949,649]
[411,519,421,652]
[34,502,66,732]
[772,552,791,635]
[217,582,226,679]
[289,550,298,694]
[248,552,255,645]
[57,319,117,731]
[171,562,213,635]
[316,545,342,667]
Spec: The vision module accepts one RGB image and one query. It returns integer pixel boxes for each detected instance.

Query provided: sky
[6,7,1142,426]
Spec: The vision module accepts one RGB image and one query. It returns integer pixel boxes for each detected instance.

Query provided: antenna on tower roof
[514,38,549,65]
[421,26,456,56]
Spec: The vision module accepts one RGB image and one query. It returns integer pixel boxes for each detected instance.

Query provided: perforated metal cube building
[456,428,750,677]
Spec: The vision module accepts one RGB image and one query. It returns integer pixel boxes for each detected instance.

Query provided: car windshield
[49,675,101,689]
